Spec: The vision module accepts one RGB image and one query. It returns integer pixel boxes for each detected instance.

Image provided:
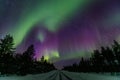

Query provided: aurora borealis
[0,0,120,68]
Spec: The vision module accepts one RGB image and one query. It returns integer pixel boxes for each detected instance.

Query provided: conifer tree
[0,35,15,74]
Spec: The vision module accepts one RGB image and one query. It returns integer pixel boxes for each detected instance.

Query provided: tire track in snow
[44,71,58,80]
[60,71,86,80]
[59,71,73,80]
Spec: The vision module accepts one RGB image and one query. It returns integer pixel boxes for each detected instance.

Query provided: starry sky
[0,0,120,68]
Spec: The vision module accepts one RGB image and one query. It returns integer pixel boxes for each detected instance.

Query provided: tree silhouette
[0,35,56,76]
[18,45,35,75]
[40,56,45,63]
[3,34,120,75]
[79,58,88,72]
[36,56,56,73]
[0,34,15,54]
[112,40,120,64]
[63,40,120,73]
[91,50,105,72]
[112,40,120,72]
[0,34,15,74]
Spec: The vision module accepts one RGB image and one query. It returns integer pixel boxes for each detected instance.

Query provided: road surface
[0,70,120,80]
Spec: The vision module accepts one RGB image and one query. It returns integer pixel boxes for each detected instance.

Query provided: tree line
[0,35,56,76]
[63,40,120,73]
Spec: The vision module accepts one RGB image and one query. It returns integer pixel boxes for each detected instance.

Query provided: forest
[63,40,120,73]
[1,34,120,76]
[0,35,56,75]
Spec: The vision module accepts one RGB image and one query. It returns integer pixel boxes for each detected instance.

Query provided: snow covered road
[0,70,120,80]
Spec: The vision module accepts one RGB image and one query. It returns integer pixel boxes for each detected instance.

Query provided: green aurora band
[10,0,92,47]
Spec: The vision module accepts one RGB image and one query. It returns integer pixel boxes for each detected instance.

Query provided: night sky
[0,0,120,68]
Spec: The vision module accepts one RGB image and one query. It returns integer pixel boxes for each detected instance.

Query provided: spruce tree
[0,34,15,74]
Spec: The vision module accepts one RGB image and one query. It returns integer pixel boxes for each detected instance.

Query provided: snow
[0,70,120,80]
